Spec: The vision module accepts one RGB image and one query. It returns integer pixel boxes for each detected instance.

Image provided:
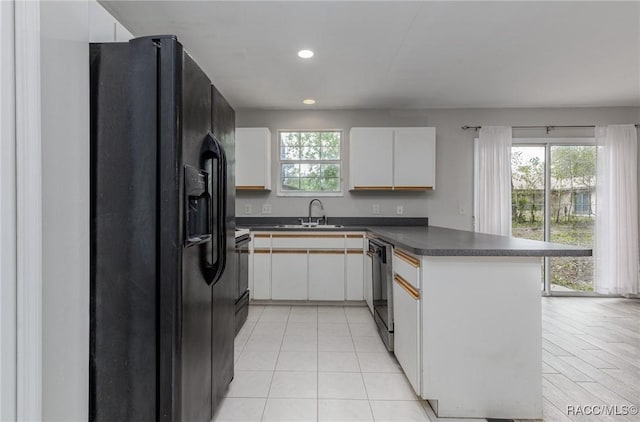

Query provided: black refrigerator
[90,35,236,422]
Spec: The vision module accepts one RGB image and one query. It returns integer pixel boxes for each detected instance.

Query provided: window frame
[276,129,344,197]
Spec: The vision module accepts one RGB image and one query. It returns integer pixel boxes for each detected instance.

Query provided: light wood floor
[541,297,639,422]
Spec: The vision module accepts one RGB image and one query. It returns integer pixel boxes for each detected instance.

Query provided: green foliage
[550,146,596,222]
[280,131,341,192]
[511,149,544,224]
[511,146,596,292]
[513,218,594,291]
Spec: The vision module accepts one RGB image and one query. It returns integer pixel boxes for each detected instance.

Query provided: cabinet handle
[393,186,433,191]
[271,249,308,254]
[346,249,364,254]
[394,249,420,268]
[352,186,394,191]
[271,234,344,238]
[236,185,266,190]
[253,248,271,254]
[394,274,420,300]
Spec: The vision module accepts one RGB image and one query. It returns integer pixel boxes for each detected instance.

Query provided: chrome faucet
[308,198,325,224]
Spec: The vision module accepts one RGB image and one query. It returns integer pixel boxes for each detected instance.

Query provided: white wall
[236,107,640,230]
[40,1,132,420]
[41,2,89,420]
[0,1,17,420]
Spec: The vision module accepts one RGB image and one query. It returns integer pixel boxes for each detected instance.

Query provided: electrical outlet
[459,205,465,215]
[396,205,404,215]
[372,204,380,215]
[244,204,252,215]
[261,203,272,214]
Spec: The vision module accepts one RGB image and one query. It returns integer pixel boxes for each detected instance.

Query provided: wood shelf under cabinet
[236,185,270,191]
[350,186,433,192]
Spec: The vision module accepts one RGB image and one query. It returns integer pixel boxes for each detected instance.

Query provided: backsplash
[236,216,429,227]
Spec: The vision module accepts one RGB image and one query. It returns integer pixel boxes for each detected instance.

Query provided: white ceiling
[102,1,640,110]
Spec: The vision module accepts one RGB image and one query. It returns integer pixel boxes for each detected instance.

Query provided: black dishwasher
[369,238,394,351]
[234,230,251,334]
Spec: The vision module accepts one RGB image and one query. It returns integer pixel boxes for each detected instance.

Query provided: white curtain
[474,126,512,236]
[595,125,639,295]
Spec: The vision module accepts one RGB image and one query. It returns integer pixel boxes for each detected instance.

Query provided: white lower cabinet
[252,251,271,300]
[309,253,345,300]
[393,274,421,394]
[346,252,364,301]
[271,252,308,300]
[392,248,422,395]
[249,232,366,301]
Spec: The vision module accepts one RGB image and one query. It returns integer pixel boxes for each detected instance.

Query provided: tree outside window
[279,131,342,195]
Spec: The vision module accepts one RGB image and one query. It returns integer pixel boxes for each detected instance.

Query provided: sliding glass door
[510,140,596,294]
[549,145,596,292]
[511,146,546,288]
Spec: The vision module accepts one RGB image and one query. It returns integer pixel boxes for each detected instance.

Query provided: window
[278,131,342,195]
[573,192,591,215]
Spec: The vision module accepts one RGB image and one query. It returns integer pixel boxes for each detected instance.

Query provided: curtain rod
[461,124,640,134]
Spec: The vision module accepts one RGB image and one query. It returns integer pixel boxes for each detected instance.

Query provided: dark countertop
[238,218,591,257]
[369,226,592,257]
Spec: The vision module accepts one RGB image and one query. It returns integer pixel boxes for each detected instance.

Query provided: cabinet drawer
[252,233,271,248]
[393,248,420,290]
[272,233,345,249]
[345,234,365,249]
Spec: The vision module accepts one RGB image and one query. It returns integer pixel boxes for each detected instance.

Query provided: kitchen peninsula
[238,218,591,419]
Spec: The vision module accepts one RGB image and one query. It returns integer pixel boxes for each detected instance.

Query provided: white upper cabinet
[236,128,271,191]
[393,127,436,190]
[349,128,394,190]
[349,127,436,191]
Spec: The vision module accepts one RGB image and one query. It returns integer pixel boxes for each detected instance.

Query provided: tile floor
[216,299,640,422]
[215,304,443,422]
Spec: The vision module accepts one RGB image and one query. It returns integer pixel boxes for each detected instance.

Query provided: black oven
[369,238,394,351]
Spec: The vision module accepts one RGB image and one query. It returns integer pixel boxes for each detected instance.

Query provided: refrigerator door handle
[200,132,227,285]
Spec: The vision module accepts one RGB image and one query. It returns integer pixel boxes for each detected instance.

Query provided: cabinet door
[308,253,345,300]
[236,128,271,190]
[271,252,308,300]
[346,251,364,300]
[393,274,420,394]
[364,245,373,314]
[252,250,271,300]
[349,128,394,190]
[393,127,436,190]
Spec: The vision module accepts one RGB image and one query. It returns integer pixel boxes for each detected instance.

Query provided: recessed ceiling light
[303,99,316,105]
[298,49,314,59]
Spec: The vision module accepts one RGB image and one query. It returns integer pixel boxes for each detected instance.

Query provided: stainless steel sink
[275,224,344,229]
